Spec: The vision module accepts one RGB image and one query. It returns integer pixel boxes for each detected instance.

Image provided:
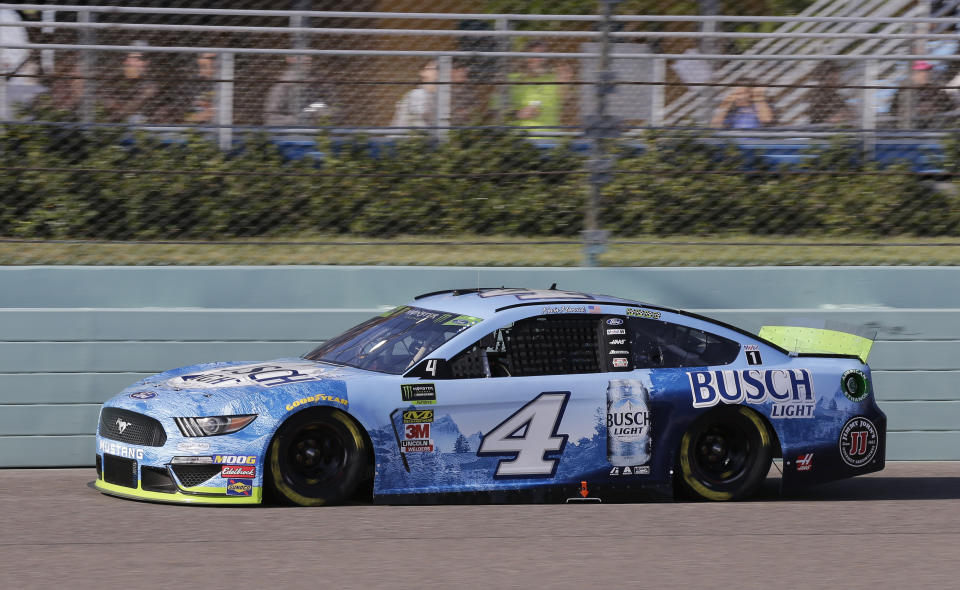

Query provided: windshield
[304,306,483,374]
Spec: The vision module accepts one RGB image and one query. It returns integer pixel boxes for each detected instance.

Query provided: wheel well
[676,405,783,463]
[269,406,376,477]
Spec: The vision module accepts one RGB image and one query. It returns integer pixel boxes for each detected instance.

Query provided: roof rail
[413,287,528,300]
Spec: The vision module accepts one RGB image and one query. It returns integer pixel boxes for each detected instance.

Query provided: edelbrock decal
[168,362,344,389]
[688,369,816,418]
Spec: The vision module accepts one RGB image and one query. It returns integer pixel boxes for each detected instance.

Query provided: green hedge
[1,120,958,240]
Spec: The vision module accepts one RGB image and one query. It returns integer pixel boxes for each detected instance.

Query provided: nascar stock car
[95,287,885,506]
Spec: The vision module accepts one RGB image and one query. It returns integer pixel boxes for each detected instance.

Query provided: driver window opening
[449,314,602,378]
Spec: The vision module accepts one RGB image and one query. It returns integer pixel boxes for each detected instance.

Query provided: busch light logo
[606,379,652,467]
[688,369,816,418]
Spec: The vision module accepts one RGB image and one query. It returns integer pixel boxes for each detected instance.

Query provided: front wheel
[677,405,773,501]
[267,408,368,506]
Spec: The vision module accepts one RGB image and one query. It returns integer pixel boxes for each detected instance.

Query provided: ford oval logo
[606,318,624,326]
[130,391,156,400]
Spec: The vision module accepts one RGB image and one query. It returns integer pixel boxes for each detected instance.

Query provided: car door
[386,312,620,498]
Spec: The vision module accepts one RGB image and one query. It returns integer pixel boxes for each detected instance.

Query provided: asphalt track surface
[2,462,958,589]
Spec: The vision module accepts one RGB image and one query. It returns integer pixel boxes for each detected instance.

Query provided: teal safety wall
[2,265,958,467]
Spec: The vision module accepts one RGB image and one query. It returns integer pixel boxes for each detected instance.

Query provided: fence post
[582,0,619,267]
[437,55,452,140]
[862,59,877,160]
[217,52,234,150]
[78,9,95,125]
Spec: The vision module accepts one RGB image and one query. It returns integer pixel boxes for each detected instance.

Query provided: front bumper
[95,407,266,505]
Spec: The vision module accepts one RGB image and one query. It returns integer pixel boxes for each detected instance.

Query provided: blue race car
[95,287,886,505]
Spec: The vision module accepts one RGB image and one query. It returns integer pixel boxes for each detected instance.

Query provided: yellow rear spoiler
[758,325,873,364]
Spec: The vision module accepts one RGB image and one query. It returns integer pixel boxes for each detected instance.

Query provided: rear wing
[758,324,875,364]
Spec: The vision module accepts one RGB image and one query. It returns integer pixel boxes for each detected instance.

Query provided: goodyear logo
[285,393,348,412]
[626,308,661,320]
[225,479,253,496]
[213,455,256,465]
[402,409,434,424]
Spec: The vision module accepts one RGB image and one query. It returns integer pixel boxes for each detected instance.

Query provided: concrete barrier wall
[3,266,958,467]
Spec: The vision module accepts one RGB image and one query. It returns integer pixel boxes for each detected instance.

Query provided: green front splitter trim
[759,325,873,364]
[95,478,262,505]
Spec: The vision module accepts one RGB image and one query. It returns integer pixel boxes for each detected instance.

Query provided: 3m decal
[625,308,661,320]
[285,393,348,411]
[405,423,431,439]
[477,392,570,478]
[221,465,255,478]
[401,383,437,405]
[839,417,879,468]
[688,369,816,418]
[796,454,813,472]
[402,409,434,424]
[745,350,762,365]
[612,358,629,368]
[225,479,253,496]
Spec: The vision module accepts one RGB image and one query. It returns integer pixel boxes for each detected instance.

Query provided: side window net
[447,315,602,378]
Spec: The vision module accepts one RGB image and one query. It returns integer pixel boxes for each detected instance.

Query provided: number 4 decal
[477,392,570,478]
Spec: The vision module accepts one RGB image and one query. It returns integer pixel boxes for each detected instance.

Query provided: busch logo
[796,453,813,472]
[839,417,879,467]
[688,369,816,418]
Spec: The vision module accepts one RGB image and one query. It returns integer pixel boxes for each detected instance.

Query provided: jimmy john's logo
[689,369,816,418]
[402,409,434,424]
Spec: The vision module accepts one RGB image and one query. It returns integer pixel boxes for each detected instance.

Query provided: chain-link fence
[4,1,960,266]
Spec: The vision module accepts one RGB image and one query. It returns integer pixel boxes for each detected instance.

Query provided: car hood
[104,358,385,418]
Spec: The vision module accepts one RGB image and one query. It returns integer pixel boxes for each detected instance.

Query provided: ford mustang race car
[95,287,886,505]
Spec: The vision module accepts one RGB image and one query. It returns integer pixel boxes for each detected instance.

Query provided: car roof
[410,287,669,317]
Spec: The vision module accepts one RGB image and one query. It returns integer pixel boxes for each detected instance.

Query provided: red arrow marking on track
[579,481,589,498]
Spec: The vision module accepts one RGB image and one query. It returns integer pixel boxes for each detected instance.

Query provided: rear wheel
[267,408,367,506]
[677,405,773,501]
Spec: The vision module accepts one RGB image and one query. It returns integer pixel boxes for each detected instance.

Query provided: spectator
[184,52,217,124]
[808,62,855,126]
[506,40,572,129]
[263,55,312,127]
[711,78,775,129]
[102,41,159,124]
[391,59,438,129]
[890,60,956,129]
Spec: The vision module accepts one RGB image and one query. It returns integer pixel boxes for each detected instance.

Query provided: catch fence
[3,1,960,265]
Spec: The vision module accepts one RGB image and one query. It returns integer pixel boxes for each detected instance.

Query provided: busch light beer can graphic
[606,379,651,466]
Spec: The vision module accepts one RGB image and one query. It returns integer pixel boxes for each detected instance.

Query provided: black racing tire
[676,405,773,502]
[266,408,368,506]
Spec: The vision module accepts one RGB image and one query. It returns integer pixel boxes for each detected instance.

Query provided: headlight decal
[175,414,257,437]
